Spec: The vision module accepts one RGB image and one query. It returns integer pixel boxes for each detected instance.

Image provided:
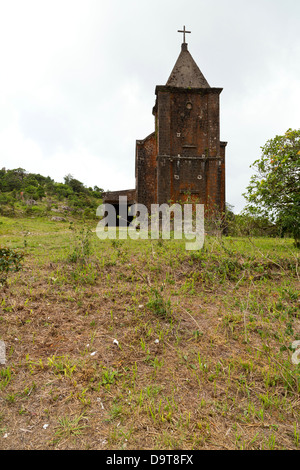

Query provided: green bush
[0,247,25,285]
[147,288,172,319]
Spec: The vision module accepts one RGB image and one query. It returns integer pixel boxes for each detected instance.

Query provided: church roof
[166,43,210,89]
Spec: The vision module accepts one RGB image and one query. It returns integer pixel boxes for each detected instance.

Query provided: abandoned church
[103,27,227,225]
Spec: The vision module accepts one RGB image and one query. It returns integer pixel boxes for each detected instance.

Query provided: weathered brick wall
[219,142,227,213]
[102,188,136,203]
[135,132,157,210]
[153,86,225,210]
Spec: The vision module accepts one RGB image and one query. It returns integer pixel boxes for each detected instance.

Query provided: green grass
[0,215,299,450]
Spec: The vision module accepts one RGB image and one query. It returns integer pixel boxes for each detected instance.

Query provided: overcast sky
[0,0,299,213]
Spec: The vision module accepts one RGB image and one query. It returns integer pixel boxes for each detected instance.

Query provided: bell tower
[133,27,227,216]
[151,27,226,212]
[104,27,227,224]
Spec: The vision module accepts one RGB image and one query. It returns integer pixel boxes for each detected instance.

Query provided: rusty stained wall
[154,86,225,211]
[156,155,225,212]
[134,85,226,214]
[135,131,157,211]
[155,87,221,157]
[102,188,136,203]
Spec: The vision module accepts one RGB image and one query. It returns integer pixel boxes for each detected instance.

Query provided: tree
[54,183,73,200]
[24,185,38,198]
[63,174,86,194]
[93,185,104,197]
[244,129,300,247]
[1,169,25,191]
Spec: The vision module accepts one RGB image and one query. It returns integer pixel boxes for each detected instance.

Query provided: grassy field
[0,215,299,450]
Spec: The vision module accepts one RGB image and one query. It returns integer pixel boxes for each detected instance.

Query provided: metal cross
[178,25,191,43]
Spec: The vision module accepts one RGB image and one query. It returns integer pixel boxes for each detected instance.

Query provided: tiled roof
[166,43,210,89]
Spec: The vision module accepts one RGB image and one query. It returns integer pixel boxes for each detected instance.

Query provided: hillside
[0,215,299,450]
[0,167,103,220]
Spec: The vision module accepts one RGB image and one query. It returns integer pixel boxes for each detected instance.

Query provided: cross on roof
[178,25,191,44]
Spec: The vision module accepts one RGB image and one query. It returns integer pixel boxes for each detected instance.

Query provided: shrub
[0,247,25,285]
[147,288,172,319]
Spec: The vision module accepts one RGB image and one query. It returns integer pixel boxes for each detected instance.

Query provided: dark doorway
[111,203,134,227]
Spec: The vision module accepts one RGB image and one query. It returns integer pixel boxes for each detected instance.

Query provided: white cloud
[0,0,299,213]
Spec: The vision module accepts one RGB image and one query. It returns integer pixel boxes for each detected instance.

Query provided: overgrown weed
[0,217,299,450]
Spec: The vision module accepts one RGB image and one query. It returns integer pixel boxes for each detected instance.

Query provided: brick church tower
[103,28,227,222]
